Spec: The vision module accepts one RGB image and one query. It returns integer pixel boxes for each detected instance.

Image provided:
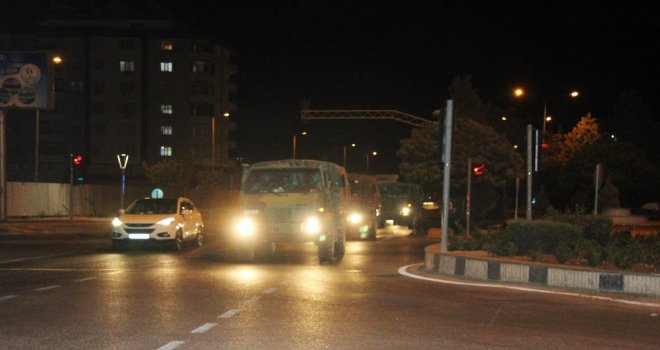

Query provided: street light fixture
[117,154,129,210]
[514,87,580,132]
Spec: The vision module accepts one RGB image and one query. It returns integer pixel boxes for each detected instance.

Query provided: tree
[398,117,523,224]
[550,113,601,164]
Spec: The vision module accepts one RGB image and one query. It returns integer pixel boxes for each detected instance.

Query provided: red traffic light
[72,154,83,166]
[472,163,485,176]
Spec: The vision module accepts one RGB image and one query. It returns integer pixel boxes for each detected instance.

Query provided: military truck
[346,173,381,240]
[232,159,349,263]
[377,181,423,229]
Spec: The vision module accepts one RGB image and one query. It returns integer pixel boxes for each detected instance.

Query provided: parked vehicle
[346,173,381,240]
[232,159,349,263]
[111,197,205,251]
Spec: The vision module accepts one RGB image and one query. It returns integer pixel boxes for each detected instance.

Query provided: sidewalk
[0,217,111,238]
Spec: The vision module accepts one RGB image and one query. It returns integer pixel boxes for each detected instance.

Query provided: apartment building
[0,14,237,185]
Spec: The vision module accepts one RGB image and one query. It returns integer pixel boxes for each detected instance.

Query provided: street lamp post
[366,151,377,175]
[292,131,307,159]
[343,143,356,169]
[117,154,129,210]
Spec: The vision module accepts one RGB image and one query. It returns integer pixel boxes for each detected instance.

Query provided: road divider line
[75,277,96,282]
[35,285,61,291]
[0,295,18,301]
[191,322,217,334]
[156,340,184,350]
[219,309,240,319]
[263,287,277,294]
[245,296,260,304]
[399,264,660,309]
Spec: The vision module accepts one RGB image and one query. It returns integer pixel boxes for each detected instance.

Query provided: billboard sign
[0,52,53,110]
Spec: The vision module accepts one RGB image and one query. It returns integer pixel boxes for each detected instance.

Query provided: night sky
[14,1,660,173]
[157,1,659,173]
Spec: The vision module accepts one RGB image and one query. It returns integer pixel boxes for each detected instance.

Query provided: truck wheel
[334,229,345,258]
[318,236,334,264]
[194,230,205,248]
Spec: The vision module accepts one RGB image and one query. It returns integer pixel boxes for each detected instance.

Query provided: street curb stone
[424,243,660,298]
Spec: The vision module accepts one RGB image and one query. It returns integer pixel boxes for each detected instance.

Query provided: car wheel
[173,230,184,252]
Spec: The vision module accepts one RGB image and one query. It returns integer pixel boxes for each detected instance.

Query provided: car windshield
[125,198,177,214]
[244,169,322,194]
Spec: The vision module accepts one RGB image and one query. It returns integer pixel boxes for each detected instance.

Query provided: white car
[111,197,205,251]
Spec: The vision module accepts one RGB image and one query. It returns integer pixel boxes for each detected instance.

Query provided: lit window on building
[161,104,173,114]
[119,61,135,72]
[160,62,173,72]
[160,146,172,157]
[161,126,172,135]
[161,41,173,51]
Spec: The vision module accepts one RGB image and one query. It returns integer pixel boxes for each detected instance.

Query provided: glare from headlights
[156,217,176,226]
[304,217,321,235]
[237,217,255,236]
[112,217,123,227]
[348,213,363,224]
[400,207,411,217]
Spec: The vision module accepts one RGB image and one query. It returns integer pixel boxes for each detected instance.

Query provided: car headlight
[237,217,255,236]
[304,217,321,235]
[156,217,176,226]
[400,206,411,217]
[112,217,123,227]
[348,213,363,224]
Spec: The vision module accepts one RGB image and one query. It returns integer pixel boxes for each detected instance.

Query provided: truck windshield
[244,169,322,194]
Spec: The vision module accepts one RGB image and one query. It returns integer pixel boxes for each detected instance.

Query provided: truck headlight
[348,213,363,225]
[304,217,321,235]
[237,217,255,236]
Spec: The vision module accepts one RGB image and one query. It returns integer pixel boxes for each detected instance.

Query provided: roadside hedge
[456,214,659,270]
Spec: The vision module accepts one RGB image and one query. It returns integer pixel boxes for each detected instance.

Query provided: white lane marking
[157,341,185,350]
[191,322,217,334]
[0,295,18,301]
[245,296,261,304]
[106,271,123,275]
[219,309,240,319]
[263,287,277,294]
[35,285,62,291]
[489,305,503,325]
[399,264,660,309]
[0,254,67,264]
[75,277,96,282]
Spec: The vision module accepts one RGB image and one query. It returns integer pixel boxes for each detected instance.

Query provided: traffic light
[472,163,485,176]
[72,154,83,166]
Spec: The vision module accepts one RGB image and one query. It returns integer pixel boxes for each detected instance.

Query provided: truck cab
[232,159,349,263]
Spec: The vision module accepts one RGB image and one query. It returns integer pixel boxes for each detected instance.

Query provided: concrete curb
[424,244,660,298]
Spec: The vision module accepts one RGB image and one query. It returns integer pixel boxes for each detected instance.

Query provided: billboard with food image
[0,52,54,110]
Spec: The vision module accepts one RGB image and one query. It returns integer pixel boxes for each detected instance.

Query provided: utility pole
[440,100,453,253]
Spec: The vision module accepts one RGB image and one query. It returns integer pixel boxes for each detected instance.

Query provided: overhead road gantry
[300,109,434,128]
